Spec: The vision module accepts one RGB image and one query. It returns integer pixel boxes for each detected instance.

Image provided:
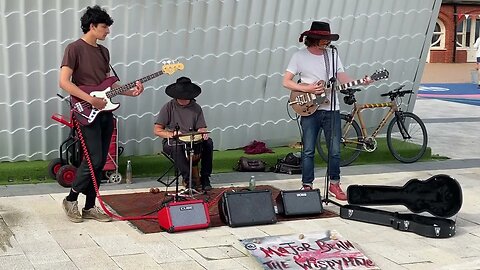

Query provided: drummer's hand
[198,128,209,140]
[170,130,182,139]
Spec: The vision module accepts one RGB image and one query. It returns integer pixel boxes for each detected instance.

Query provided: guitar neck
[106,70,164,98]
[336,78,365,91]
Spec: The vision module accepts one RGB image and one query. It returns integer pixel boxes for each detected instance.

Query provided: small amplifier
[157,199,210,232]
[276,189,323,216]
[219,190,277,227]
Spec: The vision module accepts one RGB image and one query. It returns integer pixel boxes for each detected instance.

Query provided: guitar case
[340,205,456,238]
[340,174,462,238]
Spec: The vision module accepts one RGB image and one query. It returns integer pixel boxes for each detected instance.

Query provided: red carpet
[102,185,337,234]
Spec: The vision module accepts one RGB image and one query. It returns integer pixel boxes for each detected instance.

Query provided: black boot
[201,176,212,191]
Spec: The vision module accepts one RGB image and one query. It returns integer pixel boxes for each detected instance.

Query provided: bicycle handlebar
[380,84,413,99]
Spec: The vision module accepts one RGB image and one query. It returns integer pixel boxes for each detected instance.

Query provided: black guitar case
[340,174,462,238]
[347,174,462,218]
[340,205,456,238]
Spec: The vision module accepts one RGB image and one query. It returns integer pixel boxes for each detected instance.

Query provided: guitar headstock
[162,60,185,75]
[370,69,389,81]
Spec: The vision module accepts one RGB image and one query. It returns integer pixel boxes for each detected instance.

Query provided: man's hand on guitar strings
[302,82,324,95]
[90,97,107,110]
[130,81,144,96]
[362,75,374,85]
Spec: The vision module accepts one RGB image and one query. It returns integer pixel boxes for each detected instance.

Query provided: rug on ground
[102,185,337,234]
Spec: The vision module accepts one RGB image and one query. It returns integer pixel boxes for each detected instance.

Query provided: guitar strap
[98,45,120,80]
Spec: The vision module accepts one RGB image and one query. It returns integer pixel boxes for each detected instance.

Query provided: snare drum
[178,134,203,143]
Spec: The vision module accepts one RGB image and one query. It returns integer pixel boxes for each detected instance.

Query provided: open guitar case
[339,174,462,238]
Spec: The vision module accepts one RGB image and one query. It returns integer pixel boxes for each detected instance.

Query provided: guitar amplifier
[219,190,277,227]
[275,189,323,216]
[157,199,210,233]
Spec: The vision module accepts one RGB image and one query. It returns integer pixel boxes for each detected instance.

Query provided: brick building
[429,0,480,62]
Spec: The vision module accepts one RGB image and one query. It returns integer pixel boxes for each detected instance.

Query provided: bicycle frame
[346,101,398,140]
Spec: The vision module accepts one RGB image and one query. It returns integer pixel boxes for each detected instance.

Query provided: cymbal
[174,130,210,138]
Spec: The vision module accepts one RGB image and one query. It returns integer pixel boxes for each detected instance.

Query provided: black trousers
[163,138,213,183]
[72,112,114,197]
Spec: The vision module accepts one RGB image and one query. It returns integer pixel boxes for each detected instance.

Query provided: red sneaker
[329,183,347,201]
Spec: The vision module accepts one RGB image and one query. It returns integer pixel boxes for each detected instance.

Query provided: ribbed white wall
[0,0,440,161]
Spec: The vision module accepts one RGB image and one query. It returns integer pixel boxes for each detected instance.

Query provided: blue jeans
[300,110,341,185]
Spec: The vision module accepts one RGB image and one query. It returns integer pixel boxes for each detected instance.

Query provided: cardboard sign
[240,230,379,270]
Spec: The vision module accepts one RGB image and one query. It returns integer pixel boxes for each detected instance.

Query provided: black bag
[234,157,266,172]
[272,152,302,174]
[283,152,301,166]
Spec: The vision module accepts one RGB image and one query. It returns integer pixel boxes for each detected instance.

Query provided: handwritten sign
[240,230,378,270]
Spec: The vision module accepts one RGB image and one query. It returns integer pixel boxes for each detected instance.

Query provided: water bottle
[248,175,256,190]
[126,160,133,184]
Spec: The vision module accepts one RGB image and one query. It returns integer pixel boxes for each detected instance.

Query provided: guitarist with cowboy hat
[282,21,373,200]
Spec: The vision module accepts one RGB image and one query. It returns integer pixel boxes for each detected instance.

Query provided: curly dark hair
[80,5,114,34]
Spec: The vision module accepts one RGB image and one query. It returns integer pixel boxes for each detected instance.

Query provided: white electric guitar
[71,60,184,125]
[289,69,389,116]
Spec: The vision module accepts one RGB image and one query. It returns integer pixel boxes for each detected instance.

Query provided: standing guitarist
[282,21,372,201]
[59,5,144,223]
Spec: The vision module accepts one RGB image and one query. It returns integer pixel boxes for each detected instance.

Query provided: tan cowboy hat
[165,77,201,99]
[299,21,339,42]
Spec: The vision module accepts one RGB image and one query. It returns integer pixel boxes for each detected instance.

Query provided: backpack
[272,152,302,174]
[234,157,267,172]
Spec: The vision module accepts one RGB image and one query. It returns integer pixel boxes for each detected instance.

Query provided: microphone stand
[323,46,342,207]
[172,123,181,202]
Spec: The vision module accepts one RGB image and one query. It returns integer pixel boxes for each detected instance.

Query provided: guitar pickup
[74,103,84,112]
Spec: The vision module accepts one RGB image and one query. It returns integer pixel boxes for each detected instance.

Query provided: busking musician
[154,77,213,191]
[282,21,373,200]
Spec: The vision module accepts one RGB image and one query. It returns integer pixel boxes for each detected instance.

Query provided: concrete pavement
[1,81,480,269]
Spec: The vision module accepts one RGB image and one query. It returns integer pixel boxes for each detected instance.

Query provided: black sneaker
[201,177,212,191]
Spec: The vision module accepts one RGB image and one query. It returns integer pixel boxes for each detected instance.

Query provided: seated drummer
[154,77,213,191]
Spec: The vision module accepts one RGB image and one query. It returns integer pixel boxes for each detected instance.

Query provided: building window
[431,20,445,49]
[456,18,471,47]
[456,17,480,48]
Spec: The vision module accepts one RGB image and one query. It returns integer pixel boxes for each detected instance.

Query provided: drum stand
[180,134,201,198]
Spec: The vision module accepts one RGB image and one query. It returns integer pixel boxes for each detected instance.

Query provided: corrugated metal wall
[0,0,441,161]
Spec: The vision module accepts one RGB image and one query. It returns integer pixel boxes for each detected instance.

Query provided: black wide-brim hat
[165,77,201,99]
[299,21,339,42]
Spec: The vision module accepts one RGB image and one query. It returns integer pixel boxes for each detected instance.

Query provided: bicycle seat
[340,88,361,95]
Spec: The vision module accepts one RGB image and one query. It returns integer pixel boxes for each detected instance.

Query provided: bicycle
[316,85,428,166]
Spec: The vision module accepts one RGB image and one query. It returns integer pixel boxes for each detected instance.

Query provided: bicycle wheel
[386,111,428,163]
[316,113,362,167]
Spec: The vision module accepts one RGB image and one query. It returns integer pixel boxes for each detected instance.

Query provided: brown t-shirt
[61,39,111,86]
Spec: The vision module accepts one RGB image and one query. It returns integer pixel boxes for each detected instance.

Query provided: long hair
[80,5,114,34]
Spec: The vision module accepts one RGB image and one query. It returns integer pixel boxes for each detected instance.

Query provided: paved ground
[1,64,480,269]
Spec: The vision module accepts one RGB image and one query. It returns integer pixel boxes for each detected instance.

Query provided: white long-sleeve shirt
[473,37,480,58]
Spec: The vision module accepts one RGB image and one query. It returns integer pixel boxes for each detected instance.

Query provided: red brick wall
[431,4,480,63]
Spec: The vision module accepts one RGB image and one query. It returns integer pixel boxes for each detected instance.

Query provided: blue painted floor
[419,83,480,106]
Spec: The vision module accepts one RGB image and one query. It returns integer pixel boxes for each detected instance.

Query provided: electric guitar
[288,69,389,116]
[71,61,184,126]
